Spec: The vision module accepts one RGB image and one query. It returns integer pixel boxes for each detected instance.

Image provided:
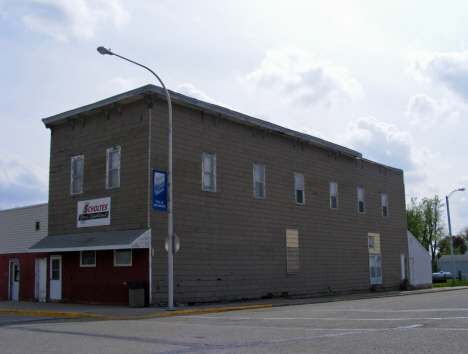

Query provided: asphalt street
[2,288,468,353]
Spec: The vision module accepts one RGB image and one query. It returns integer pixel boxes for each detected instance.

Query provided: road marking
[0,304,272,320]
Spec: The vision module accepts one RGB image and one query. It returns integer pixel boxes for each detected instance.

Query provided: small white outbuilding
[407,230,432,289]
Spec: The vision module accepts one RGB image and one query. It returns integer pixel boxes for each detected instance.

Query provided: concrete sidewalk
[1,286,467,320]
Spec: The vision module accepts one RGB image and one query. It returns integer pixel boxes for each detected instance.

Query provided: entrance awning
[28,229,150,253]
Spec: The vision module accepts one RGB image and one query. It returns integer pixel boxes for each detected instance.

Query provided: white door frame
[9,259,20,301]
[35,258,47,302]
[400,253,408,281]
[49,255,62,300]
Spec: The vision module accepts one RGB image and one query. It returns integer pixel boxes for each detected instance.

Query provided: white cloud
[299,127,326,140]
[405,93,459,128]
[407,50,468,102]
[405,93,463,129]
[336,116,426,182]
[406,94,437,126]
[240,46,364,108]
[21,0,130,42]
[100,77,135,94]
[0,150,48,210]
[175,84,232,109]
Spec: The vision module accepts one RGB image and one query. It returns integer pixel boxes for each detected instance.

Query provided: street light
[97,47,175,310]
[446,188,465,286]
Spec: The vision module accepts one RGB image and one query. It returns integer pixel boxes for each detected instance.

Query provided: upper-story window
[358,187,365,214]
[106,147,121,189]
[202,152,216,192]
[254,163,265,199]
[71,155,84,195]
[381,193,388,218]
[295,173,304,205]
[329,181,338,210]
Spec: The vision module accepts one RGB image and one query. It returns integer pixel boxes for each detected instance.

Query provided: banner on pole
[153,169,167,211]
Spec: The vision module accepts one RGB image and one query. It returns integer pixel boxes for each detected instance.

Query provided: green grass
[432,280,468,288]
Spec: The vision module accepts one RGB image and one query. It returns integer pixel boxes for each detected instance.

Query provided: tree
[437,236,467,257]
[457,227,468,243]
[406,197,424,242]
[406,196,446,262]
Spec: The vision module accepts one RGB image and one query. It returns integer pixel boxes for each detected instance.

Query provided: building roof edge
[42,84,362,157]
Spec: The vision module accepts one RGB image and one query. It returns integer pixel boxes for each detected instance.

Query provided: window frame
[368,236,375,250]
[114,249,132,267]
[295,173,305,205]
[329,181,338,210]
[202,152,216,192]
[253,163,266,199]
[70,155,84,195]
[106,147,121,189]
[357,187,365,214]
[80,250,96,267]
[381,193,388,218]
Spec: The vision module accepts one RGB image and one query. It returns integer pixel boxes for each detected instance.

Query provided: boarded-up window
[286,229,299,274]
[368,233,381,254]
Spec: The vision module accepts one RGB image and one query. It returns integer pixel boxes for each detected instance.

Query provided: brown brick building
[33,85,408,305]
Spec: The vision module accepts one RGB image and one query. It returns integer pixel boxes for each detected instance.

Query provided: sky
[1,0,467,235]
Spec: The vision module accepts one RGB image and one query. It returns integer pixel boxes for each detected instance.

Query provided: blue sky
[1,0,467,234]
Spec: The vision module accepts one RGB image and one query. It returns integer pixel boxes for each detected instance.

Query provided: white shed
[407,230,432,289]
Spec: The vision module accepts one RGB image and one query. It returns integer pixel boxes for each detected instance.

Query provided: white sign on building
[77,197,111,228]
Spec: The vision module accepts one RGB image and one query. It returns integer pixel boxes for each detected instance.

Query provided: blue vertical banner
[153,169,168,211]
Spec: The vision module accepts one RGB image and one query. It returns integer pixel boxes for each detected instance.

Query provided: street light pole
[97,47,175,310]
[446,188,465,286]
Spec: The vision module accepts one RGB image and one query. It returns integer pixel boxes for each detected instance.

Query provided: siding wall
[407,231,432,288]
[0,203,48,254]
[48,96,408,304]
[47,100,149,235]
[148,99,408,303]
[0,253,42,301]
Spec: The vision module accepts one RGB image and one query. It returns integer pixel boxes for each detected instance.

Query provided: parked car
[432,271,447,283]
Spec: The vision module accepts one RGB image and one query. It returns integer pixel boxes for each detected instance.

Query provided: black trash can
[129,281,146,308]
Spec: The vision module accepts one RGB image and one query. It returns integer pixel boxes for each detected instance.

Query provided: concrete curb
[2,286,467,320]
[0,304,273,320]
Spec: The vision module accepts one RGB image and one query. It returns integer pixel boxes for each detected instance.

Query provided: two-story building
[29,84,408,305]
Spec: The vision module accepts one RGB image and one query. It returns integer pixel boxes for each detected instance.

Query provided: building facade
[0,204,48,301]
[32,85,408,305]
